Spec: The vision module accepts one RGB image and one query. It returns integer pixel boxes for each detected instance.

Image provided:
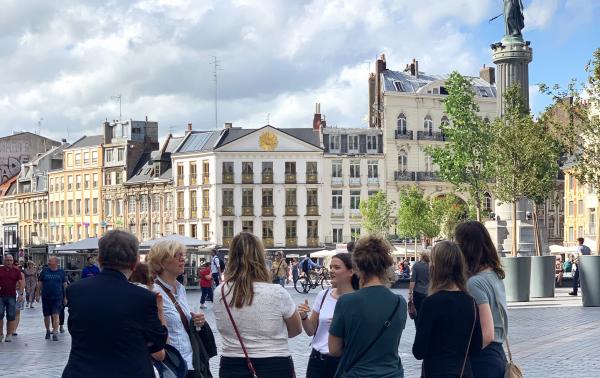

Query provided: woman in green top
[328,235,407,378]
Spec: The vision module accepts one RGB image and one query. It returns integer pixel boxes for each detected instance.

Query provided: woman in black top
[412,241,482,378]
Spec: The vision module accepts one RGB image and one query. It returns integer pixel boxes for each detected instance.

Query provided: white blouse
[154,277,194,370]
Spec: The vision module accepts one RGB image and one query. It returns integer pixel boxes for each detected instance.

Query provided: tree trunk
[532,202,542,257]
[597,195,600,255]
[475,192,481,222]
[414,237,418,261]
[512,201,518,257]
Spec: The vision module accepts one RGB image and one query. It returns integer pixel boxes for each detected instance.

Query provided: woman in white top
[297,253,359,378]
[148,241,208,378]
[214,232,302,378]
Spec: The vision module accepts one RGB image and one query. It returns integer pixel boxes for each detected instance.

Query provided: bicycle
[294,268,330,294]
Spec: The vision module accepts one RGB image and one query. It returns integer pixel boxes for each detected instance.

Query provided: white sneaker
[4,335,11,343]
[200,304,207,309]
[0,335,4,343]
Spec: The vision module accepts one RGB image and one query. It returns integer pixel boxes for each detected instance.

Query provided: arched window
[441,116,449,128]
[424,115,433,135]
[548,216,555,236]
[397,113,407,135]
[483,192,492,211]
[398,150,407,172]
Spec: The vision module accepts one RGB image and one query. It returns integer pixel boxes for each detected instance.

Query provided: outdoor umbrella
[54,237,99,252]
[140,234,213,249]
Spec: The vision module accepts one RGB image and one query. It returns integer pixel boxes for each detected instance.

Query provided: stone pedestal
[485,219,540,256]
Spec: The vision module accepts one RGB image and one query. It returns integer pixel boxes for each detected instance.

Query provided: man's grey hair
[98,230,139,271]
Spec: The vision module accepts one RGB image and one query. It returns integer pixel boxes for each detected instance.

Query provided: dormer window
[153,163,160,178]
[393,81,405,91]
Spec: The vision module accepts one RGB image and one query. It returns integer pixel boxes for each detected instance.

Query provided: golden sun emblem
[259,131,278,151]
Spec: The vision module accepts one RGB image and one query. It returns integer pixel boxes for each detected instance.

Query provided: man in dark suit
[62,230,168,378]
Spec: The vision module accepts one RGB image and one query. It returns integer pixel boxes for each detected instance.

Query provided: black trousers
[572,268,580,294]
[219,356,295,378]
[470,342,507,378]
[306,349,340,378]
[413,291,427,323]
[212,273,221,287]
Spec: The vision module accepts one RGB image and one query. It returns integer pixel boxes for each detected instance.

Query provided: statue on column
[504,0,525,38]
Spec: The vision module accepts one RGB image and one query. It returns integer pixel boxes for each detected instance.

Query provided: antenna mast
[37,118,44,135]
[111,94,122,121]
[210,56,223,129]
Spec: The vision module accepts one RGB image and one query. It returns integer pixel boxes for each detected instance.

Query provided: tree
[359,191,394,237]
[540,48,600,253]
[427,71,494,221]
[490,84,549,256]
[430,194,468,239]
[397,186,432,258]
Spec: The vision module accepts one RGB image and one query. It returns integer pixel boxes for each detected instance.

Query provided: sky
[0,0,598,143]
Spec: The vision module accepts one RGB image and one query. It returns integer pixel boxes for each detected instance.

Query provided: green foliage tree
[430,194,468,239]
[426,71,494,221]
[540,48,600,253]
[397,186,432,258]
[359,191,394,237]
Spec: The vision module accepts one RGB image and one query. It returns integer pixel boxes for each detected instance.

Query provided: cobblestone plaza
[1,287,598,378]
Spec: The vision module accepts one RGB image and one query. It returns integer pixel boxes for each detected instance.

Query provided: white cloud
[524,0,560,31]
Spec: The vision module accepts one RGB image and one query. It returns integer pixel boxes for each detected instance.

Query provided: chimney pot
[187,123,192,132]
[224,122,232,129]
[479,66,495,85]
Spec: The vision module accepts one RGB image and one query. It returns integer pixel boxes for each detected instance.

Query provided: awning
[140,234,213,249]
[53,237,99,252]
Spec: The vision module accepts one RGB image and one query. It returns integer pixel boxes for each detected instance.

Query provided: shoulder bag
[494,291,523,378]
[459,298,478,378]
[340,296,402,376]
[311,288,330,341]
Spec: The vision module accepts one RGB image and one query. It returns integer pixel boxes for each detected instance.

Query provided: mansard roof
[382,69,496,98]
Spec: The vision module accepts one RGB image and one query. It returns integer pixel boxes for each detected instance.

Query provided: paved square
[0,287,598,377]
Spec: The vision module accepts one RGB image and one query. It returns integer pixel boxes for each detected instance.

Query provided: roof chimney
[224,122,232,129]
[187,123,193,132]
[479,64,495,85]
[313,103,322,131]
[376,54,386,75]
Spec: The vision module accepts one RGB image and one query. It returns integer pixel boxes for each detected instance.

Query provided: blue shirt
[39,268,67,299]
[81,264,100,279]
[577,245,591,256]
[300,257,320,272]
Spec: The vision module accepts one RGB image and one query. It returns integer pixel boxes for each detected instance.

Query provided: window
[68,176,73,190]
[332,190,342,209]
[568,201,574,216]
[165,195,173,211]
[393,81,405,91]
[307,220,318,238]
[262,162,273,174]
[84,199,90,215]
[75,153,81,165]
[578,226,584,238]
[76,199,81,215]
[117,199,123,216]
[203,161,209,182]
[105,172,112,186]
[306,161,317,175]
[223,162,234,174]
[578,200,584,215]
[93,198,98,214]
[286,220,297,238]
[49,178,54,192]
[190,190,197,217]
[105,200,113,216]
[367,135,378,151]
[285,162,296,174]
[397,114,407,134]
[115,172,122,185]
[484,193,492,212]
[368,190,378,197]
[351,227,361,241]
[140,194,148,213]
[130,223,136,236]
[329,135,340,151]
[242,189,253,207]
[332,160,342,178]
[441,116,449,129]
[128,195,136,213]
[348,135,359,152]
[307,189,318,207]
[368,160,378,178]
[217,222,231,241]
[262,221,273,239]
[93,174,98,188]
[177,164,184,186]
[350,191,360,210]
[589,210,596,235]
[350,161,360,178]
[242,162,253,174]
[105,149,113,162]
[153,222,161,238]
[92,151,98,163]
[178,224,185,235]
[285,189,296,206]
[190,163,197,185]
[190,224,197,238]
[332,228,343,243]
[242,221,253,233]
[424,156,433,173]
[203,224,210,241]
[548,216,555,235]
[117,148,124,162]
[202,189,209,212]
[66,153,73,167]
[76,175,82,189]
[165,223,173,236]
[177,192,184,218]
[568,176,574,190]
[83,152,90,164]
[424,115,433,135]
[84,174,90,189]
[223,189,234,207]
[262,189,273,207]
[152,194,160,212]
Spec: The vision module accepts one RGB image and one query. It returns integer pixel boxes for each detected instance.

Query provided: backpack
[218,257,225,271]
[302,259,310,272]
[563,260,572,272]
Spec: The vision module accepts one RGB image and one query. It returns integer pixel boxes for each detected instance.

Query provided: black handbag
[153,344,188,378]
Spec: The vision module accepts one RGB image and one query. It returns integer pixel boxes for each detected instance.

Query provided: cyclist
[300,254,321,286]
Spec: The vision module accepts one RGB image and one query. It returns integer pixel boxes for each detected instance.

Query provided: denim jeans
[219,356,295,378]
[572,268,580,294]
[470,342,507,378]
[0,296,16,321]
[201,287,213,304]
[306,349,340,378]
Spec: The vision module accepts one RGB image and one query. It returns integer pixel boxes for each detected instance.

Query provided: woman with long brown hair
[412,241,482,377]
[214,232,302,378]
[455,221,508,378]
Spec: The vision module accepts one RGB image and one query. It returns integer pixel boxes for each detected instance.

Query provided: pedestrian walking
[35,256,68,341]
[211,250,222,287]
[214,232,302,378]
[149,241,217,378]
[455,221,508,378]
[412,241,482,377]
[0,255,25,342]
[298,253,359,378]
[81,256,100,279]
[291,258,299,284]
[271,251,288,287]
[199,262,213,309]
[24,261,38,308]
[569,237,591,296]
[62,230,168,378]
[408,252,430,323]
[329,235,408,378]
[12,268,25,337]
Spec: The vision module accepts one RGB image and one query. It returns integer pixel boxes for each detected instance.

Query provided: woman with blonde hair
[148,241,215,378]
[214,232,302,378]
[412,241,482,377]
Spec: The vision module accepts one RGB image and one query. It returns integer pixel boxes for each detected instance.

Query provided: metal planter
[529,255,556,298]
[579,255,600,307]
[501,256,531,302]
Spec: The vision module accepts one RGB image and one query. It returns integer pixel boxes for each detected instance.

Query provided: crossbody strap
[460,298,477,377]
[494,291,513,363]
[312,289,330,339]
[155,279,191,336]
[221,285,258,378]
[343,296,402,373]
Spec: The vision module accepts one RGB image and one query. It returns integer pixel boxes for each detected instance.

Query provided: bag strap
[460,298,477,377]
[221,285,258,378]
[343,296,402,373]
[155,279,191,336]
[494,290,513,363]
[312,289,330,339]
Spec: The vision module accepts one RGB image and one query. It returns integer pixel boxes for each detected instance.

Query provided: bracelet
[300,313,308,320]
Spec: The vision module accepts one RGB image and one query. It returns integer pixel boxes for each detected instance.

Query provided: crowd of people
[0,220,519,377]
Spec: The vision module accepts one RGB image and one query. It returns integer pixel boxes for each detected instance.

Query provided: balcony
[367,177,379,186]
[203,175,209,185]
[222,173,234,184]
[285,206,297,216]
[242,173,254,184]
[223,237,232,248]
[395,130,413,140]
[332,208,344,217]
[306,173,318,184]
[306,206,319,216]
[202,208,209,218]
[349,177,361,186]
[263,238,274,248]
[190,176,197,185]
[394,171,416,181]
[416,171,441,181]
[286,238,297,247]
[262,173,273,184]
[222,206,234,216]
[331,177,343,186]
[307,237,320,247]
[177,178,183,186]
[417,131,445,141]
[285,173,296,184]
[177,209,184,219]
[190,209,197,219]
[242,206,254,216]
[262,206,274,216]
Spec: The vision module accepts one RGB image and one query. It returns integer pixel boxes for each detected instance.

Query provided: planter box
[579,255,600,307]
[501,256,531,302]
[530,255,555,298]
